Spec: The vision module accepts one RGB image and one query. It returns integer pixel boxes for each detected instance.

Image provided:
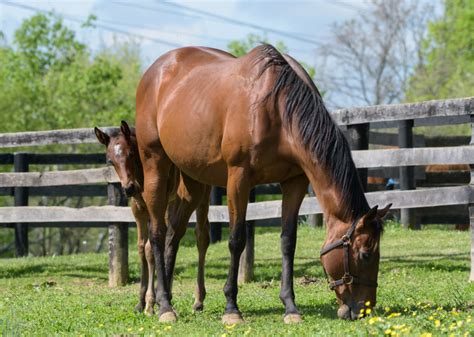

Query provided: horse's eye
[106,159,113,165]
[360,251,371,261]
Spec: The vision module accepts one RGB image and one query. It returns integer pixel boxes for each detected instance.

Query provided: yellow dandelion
[221,334,227,337]
[360,308,365,314]
[127,328,132,332]
[139,327,144,332]
[393,324,405,330]
[466,317,471,323]
[401,327,411,333]
[225,324,236,330]
[420,333,432,337]
[437,307,443,311]
[456,321,463,327]
[428,316,434,321]
[244,328,252,336]
[164,325,172,331]
[98,324,104,328]
[385,307,391,313]
[365,308,372,315]
[387,312,401,319]
[412,312,417,317]
[365,301,371,306]
[449,323,457,330]
[434,320,441,328]
[384,329,392,335]
[403,308,408,312]
[463,332,469,337]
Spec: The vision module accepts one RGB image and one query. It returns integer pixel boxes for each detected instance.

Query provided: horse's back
[136,46,300,187]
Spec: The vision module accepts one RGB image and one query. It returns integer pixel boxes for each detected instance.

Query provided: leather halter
[320,217,378,290]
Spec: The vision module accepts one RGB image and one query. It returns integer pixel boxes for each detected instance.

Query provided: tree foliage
[0,12,141,132]
[406,0,474,101]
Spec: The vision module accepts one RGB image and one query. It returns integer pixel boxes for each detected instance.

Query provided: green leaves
[0,12,141,133]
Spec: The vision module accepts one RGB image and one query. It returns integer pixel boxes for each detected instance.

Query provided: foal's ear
[120,120,131,141]
[377,203,392,219]
[94,127,110,146]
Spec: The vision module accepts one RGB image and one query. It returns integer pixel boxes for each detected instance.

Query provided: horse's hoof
[144,303,154,317]
[222,313,245,324]
[192,301,204,312]
[159,311,177,323]
[284,313,302,324]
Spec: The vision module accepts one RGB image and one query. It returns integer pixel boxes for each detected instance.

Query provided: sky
[0,0,369,70]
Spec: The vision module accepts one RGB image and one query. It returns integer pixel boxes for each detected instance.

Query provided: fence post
[210,187,224,243]
[347,124,369,191]
[238,188,255,283]
[14,152,29,257]
[469,113,474,282]
[307,186,323,227]
[398,120,417,229]
[108,183,129,287]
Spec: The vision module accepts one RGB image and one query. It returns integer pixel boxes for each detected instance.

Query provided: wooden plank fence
[1,96,473,284]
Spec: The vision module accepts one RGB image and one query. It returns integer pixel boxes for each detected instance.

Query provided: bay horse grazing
[95,121,211,315]
[135,44,391,323]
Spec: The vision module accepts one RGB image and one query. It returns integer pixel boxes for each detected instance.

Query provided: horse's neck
[300,156,368,225]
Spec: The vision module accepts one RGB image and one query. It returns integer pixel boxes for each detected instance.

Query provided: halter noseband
[320,217,378,290]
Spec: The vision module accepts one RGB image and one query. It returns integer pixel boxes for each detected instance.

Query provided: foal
[95,121,211,316]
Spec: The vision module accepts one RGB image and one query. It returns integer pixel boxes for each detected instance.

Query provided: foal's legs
[280,174,308,324]
[141,149,176,322]
[144,238,155,315]
[222,166,251,324]
[131,200,151,314]
[193,185,211,311]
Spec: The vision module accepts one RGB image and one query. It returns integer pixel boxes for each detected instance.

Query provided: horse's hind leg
[222,166,250,324]
[193,185,211,312]
[279,174,308,324]
[131,201,150,314]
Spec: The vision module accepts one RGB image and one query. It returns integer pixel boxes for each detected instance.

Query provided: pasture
[1,224,472,336]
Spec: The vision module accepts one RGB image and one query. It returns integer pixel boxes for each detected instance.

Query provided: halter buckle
[342,274,353,285]
[341,234,351,244]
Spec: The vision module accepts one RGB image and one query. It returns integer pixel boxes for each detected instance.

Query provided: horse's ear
[121,120,131,141]
[365,205,378,222]
[94,127,109,145]
[377,203,392,219]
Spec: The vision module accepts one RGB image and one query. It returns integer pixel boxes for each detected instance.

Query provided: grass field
[0,223,472,336]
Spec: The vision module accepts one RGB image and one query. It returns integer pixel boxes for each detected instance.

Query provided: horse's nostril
[337,304,351,320]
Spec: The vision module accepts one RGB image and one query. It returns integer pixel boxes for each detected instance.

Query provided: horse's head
[320,204,391,320]
[95,121,141,198]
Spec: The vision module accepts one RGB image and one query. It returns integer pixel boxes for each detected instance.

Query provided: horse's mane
[256,44,370,221]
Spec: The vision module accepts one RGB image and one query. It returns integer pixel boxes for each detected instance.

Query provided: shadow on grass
[0,263,108,280]
[243,303,338,320]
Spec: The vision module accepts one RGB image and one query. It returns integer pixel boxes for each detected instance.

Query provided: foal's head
[320,204,391,320]
[95,121,141,198]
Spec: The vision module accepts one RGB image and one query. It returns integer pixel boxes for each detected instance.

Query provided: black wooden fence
[0,97,473,285]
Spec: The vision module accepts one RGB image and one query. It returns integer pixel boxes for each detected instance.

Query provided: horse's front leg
[222,166,250,324]
[280,174,308,324]
[141,154,176,322]
[131,200,150,314]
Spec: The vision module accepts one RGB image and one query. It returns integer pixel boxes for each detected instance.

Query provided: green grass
[0,225,472,336]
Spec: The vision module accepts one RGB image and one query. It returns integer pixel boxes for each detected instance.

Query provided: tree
[406,0,474,101]
[0,12,141,132]
[317,0,433,108]
[227,33,316,80]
